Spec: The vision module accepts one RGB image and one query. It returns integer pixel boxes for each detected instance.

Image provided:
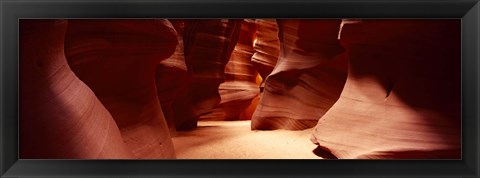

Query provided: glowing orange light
[252,32,258,48]
[255,73,263,86]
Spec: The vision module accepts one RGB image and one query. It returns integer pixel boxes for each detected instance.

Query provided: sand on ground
[172,120,322,159]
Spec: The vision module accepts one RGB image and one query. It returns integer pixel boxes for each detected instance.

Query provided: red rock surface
[155,20,189,135]
[202,19,260,121]
[251,19,281,82]
[174,19,242,129]
[251,19,348,130]
[19,19,461,160]
[19,20,133,159]
[311,19,461,159]
[64,19,177,158]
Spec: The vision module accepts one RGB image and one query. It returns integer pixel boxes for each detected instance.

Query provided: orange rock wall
[20,19,461,159]
[251,19,348,130]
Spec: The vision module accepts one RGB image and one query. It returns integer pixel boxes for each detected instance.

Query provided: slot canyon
[19,19,460,159]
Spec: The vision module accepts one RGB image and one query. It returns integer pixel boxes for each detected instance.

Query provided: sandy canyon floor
[172,120,322,159]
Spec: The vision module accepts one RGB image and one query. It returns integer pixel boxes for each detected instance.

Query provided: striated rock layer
[64,20,177,158]
[311,19,461,159]
[203,19,260,121]
[174,19,242,129]
[251,19,347,130]
[155,20,189,136]
[251,19,281,88]
[19,20,133,159]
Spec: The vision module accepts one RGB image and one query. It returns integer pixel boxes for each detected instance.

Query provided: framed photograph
[1,0,479,177]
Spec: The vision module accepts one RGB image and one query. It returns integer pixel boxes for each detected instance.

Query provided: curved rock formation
[202,19,260,121]
[64,19,177,158]
[174,19,241,129]
[250,19,281,87]
[155,20,189,136]
[20,19,460,160]
[251,19,347,130]
[311,19,461,159]
[19,20,132,159]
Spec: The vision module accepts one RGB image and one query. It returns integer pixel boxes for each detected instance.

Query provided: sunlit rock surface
[251,19,347,130]
[19,20,133,159]
[174,19,242,129]
[64,19,177,158]
[251,19,281,83]
[19,19,461,160]
[202,19,260,121]
[311,19,461,159]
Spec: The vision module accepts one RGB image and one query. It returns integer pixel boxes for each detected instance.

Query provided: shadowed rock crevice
[173,19,242,130]
[251,19,347,130]
[311,19,461,159]
[19,19,461,160]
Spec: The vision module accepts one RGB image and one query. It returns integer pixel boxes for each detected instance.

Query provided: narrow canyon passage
[172,120,320,159]
[19,19,460,159]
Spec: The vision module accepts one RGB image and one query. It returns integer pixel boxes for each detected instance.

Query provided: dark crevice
[385,80,394,98]
[312,146,338,159]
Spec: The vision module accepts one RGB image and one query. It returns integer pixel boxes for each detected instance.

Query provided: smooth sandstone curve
[64,19,178,158]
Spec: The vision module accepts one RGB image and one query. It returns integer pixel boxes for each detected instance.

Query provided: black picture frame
[1,0,479,177]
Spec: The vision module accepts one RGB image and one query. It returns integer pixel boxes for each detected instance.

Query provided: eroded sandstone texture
[174,19,242,129]
[311,19,461,159]
[202,19,260,121]
[155,20,189,136]
[20,20,133,159]
[251,19,348,130]
[64,20,177,158]
[250,19,281,83]
[20,19,461,160]
[227,19,281,121]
